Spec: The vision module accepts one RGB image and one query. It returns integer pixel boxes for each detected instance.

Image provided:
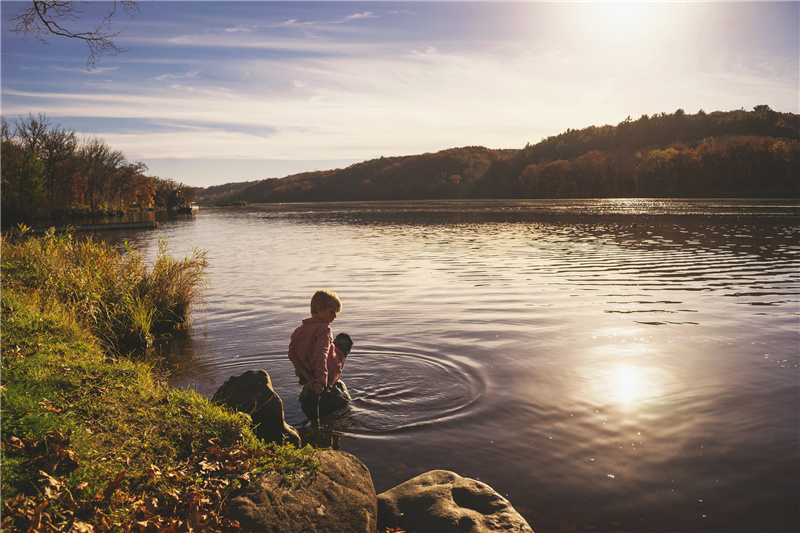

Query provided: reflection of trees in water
[149,328,216,390]
[255,200,798,262]
[310,205,798,262]
[299,425,343,451]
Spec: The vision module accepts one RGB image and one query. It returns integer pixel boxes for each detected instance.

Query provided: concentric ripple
[226,347,487,435]
[339,348,487,434]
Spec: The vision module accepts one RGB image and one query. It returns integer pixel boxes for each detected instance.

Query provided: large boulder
[377,470,534,533]
[211,369,300,446]
[225,450,377,533]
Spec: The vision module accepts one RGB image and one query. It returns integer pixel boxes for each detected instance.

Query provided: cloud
[5,29,797,167]
[344,12,378,22]
[224,25,254,33]
[152,70,202,82]
[279,10,379,26]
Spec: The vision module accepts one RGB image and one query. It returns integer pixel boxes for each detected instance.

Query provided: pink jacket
[287,317,345,388]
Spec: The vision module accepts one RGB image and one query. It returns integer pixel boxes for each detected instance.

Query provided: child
[287,290,352,422]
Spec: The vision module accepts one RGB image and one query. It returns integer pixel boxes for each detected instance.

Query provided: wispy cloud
[224,25,254,34]
[280,10,379,26]
[344,12,378,22]
[152,70,202,82]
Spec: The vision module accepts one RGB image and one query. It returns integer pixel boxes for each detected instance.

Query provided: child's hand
[311,382,324,394]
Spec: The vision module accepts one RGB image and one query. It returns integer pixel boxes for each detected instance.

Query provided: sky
[2,1,798,188]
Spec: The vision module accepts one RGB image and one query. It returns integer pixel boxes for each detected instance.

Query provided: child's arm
[334,346,346,368]
[298,367,315,387]
[288,341,317,387]
[310,329,332,392]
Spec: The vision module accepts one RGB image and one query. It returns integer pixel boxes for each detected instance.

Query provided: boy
[287,290,352,422]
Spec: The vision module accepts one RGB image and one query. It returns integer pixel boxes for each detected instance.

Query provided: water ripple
[229,348,488,435]
[339,348,487,434]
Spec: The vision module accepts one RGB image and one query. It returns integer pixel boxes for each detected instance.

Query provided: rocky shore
[212,370,534,533]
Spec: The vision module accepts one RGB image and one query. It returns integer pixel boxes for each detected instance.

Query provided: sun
[578,1,669,44]
[597,2,654,30]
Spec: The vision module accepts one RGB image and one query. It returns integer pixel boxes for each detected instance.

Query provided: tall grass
[1,228,208,352]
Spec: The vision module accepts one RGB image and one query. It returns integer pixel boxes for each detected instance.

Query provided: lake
[106,199,799,533]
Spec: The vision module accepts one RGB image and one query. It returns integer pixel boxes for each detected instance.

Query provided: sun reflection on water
[583,334,669,412]
[613,364,643,406]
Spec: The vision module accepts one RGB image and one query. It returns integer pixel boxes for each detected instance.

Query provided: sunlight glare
[578,2,671,45]
[597,2,654,31]
[614,364,641,405]
[582,334,670,412]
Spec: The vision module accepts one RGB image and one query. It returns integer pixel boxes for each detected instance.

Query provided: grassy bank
[1,231,320,532]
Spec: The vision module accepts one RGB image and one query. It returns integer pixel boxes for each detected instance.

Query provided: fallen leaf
[3,436,25,454]
[147,464,162,478]
[36,443,80,474]
[28,500,49,531]
[44,429,70,446]
[37,470,63,499]
[102,472,126,501]
[198,460,219,473]
[72,519,96,532]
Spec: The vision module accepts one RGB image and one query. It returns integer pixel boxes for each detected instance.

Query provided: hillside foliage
[197,106,799,205]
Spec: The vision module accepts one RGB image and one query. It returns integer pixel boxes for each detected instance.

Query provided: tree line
[518,135,798,198]
[4,107,796,221]
[2,113,194,224]
[197,106,799,205]
[477,105,799,198]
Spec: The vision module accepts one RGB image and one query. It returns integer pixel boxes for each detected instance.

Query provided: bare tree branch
[6,1,139,69]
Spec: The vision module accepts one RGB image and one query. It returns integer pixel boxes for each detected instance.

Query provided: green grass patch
[1,233,321,532]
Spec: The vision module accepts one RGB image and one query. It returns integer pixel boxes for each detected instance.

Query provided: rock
[377,470,534,533]
[211,369,300,446]
[225,450,377,533]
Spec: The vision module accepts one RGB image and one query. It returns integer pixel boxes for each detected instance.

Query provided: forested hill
[195,106,800,205]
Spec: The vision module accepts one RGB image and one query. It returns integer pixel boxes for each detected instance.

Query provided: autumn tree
[80,137,124,213]
[40,120,80,210]
[2,116,49,217]
[18,151,47,214]
[1,132,31,218]
[1,113,194,223]
[114,162,154,208]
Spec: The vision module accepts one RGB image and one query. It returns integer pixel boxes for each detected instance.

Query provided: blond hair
[310,289,342,314]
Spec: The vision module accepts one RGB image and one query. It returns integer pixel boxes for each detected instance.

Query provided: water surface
[109,200,799,533]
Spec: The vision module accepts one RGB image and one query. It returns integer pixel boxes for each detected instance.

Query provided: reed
[1,228,208,352]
